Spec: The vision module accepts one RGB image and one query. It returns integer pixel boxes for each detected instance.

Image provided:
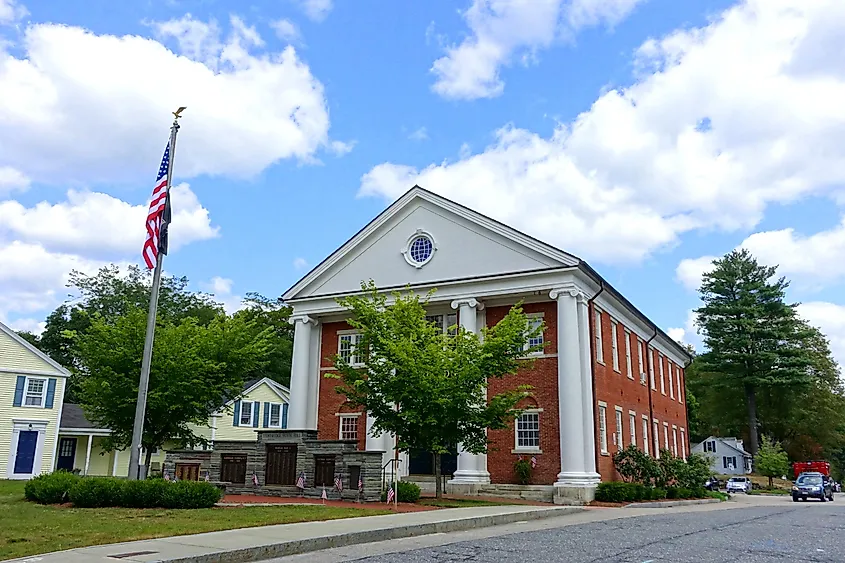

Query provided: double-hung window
[677,366,684,403]
[642,416,650,455]
[680,428,687,460]
[653,420,660,458]
[240,401,254,426]
[658,354,665,394]
[615,407,624,450]
[637,340,645,384]
[611,321,620,372]
[338,332,365,366]
[663,422,670,451]
[598,403,608,454]
[339,415,358,441]
[594,310,604,363]
[668,360,675,399]
[648,349,656,389]
[426,313,458,336]
[24,377,47,407]
[524,314,544,354]
[672,426,678,457]
[515,411,541,451]
[269,403,282,427]
[624,331,633,379]
[629,412,636,447]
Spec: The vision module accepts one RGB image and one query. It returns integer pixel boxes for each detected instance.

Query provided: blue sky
[2,0,844,367]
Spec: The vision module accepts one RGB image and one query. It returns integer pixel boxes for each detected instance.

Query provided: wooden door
[175,463,200,481]
[265,444,297,485]
[57,437,77,471]
[220,454,247,484]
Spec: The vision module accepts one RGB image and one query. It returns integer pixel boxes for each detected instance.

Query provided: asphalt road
[269,495,845,563]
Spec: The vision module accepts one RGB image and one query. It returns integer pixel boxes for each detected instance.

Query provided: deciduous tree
[755,435,790,489]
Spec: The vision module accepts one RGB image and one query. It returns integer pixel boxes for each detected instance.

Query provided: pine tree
[695,249,813,456]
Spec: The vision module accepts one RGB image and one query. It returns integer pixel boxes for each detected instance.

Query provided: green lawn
[0,480,391,561]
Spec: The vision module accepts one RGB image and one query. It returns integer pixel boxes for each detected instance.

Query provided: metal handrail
[381,458,402,492]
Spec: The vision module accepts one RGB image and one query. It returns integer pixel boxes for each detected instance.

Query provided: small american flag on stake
[321,486,328,503]
[531,456,537,469]
[296,472,306,490]
[142,142,173,269]
[358,474,363,493]
[252,473,259,486]
[386,484,395,504]
[334,476,343,493]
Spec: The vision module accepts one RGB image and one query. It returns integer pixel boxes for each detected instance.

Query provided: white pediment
[285,187,579,300]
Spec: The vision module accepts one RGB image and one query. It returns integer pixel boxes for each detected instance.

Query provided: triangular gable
[221,377,289,409]
[0,321,70,377]
[284,186,580,300]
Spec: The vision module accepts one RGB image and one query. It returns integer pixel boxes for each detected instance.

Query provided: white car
[726,476,752,493]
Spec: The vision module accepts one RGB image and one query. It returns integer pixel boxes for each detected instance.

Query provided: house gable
[284,186,579,301]
[0,322,69,377]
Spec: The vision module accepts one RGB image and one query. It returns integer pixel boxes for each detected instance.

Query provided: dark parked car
[792,472,834,502]
[704,476,722,491]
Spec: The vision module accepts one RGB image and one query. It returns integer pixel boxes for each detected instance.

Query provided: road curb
[164,506,584,563]
[622,498,722,509]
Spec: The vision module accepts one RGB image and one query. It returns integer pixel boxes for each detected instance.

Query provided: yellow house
[0,321,71,479]
[55,377,290,476]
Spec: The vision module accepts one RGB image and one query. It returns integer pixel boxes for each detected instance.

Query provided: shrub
[613,445,660,485]
[650,487,667,500]
[677,453,712,490]
[514,458,532,485]
[160,480,222,509]
[380,481,422,503]
[69,477,124,508]
[595,482,660,503]
[24,471,80,504]
[121,478,170,508]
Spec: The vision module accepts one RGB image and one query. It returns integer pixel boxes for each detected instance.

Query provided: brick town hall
[283,186,691,504]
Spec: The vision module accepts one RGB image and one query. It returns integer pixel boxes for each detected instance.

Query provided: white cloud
[270,18,301,43]
[366,0,845,265]
[0,183,218,257]
[797,301,845,371]
[0,15,337,186]
[0,0,27,25]
[3,317,46,335]
[667,309,700,350]
[0,166,30,194]
[666,326,685,343]
[294,0,333,22]
[200,276,245,314]
[676,255,717,291]
[409,127,429,141]
[430,0,645,100]
[293,257,309,271]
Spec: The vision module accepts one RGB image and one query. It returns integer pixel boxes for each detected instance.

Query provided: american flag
[296,472,306,490]
[164,471,171,481]
[358,474,363,493]
[531,456,537,469]
[142,142,173,269]
[252,473,259,486]
[334,476,343,492]
[321,486,328,501]
[386,484,395,504]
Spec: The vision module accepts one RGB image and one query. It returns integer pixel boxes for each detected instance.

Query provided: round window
[408,235,434,264]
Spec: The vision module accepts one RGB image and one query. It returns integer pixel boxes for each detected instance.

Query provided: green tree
[75,307,270,472]
[328,282,538,498]
[754,435,790,488]
[232,293,294,387]
[695,249,813,455]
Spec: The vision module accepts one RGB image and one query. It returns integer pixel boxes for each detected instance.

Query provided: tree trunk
[144,449,153,479]
[745,384,760,456]
[768,476,773,489]
[434,452,442,499]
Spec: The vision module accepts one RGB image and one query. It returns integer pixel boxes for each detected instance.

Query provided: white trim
[401,229,437,268]
[112,449,120,477]
[222,377,290,408]
[614,406,624,450]
[239,400,255,427]
[21,376,47,408]
[514,409,542,452]
[524,312,545,356]
[624,329,633,379]
[598,404,608,454]
[7,419,48,479]
[610,320,620,372]
[594,309,604,364]
[628,411,636,447]
[267,402,285,428]
[642,415,650,455]
[658,353,666,395]
[338,330,366,367]
[59,428,111,436]
[0,366,69,378]
[0,321,70,376]
[338,413,360,441]
[83,434,94,475]
[52,379,64,471]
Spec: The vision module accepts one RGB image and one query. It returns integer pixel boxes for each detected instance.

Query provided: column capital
[549,284,585,301]
[450,297,485,311]
[288,314,318,326]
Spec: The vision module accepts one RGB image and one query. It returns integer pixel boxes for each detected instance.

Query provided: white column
[550,285,597,502]
[448,298,490,485]
[305,322,321,429]
[84,434,93,476]
[288,314,316,429]
[112,449,119,477]
[577,294,601,484]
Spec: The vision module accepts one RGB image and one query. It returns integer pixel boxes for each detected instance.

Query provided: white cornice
[0,367,70,378]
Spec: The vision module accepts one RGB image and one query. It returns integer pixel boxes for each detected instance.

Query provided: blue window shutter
[13,376,25,407]
[45,379,57,409]
[263,402,270,427]
[282,403,288,429]
[253,402,260,428]
[233,400,241,427]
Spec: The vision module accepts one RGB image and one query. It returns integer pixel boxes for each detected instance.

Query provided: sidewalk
[9,505,581,563]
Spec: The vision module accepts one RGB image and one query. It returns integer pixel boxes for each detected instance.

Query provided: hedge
[380,481,422,503]
[24,472,222,509]
[595,482,668,502]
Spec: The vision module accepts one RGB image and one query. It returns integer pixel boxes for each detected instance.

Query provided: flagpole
[128,108,185,480]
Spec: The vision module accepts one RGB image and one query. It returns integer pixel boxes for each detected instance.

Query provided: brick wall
[486,301,560,485]
[318,320,368,451]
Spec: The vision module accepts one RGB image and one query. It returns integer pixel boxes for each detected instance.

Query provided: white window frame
[648,348,656,390]
[338,414,360,441]
[658,353,665,395]
[268,402,283,428]
[598,402,608,454]
[672,425,678,457]
[642,415,649,455]
[668,360,675,399]
[614,406,624,451]
[514,409,542,452]
[426,312,458,336]
[677,366,684,403]
[338,331,366,367]
[680,428,687,460]
[629,411,636,447]
[610,321,620,372]
[23,377,47,408]
[594,310,604,363]
[637,340,645,384]
[524,313,544,355]
[653,419,660,458]
[239,401,254,427]
[624,330,633,379]
[663,422,670,451]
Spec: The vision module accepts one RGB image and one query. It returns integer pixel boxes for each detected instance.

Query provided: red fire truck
[793,460,830,477]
